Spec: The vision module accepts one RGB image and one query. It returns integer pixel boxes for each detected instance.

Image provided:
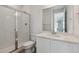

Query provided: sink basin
[39,31,53,36]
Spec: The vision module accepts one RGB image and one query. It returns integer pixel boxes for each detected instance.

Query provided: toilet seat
[23,41,35,49]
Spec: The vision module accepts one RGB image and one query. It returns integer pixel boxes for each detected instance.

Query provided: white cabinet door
[51,40,73,53]
[72,43,79,52]
[36,37,51,53]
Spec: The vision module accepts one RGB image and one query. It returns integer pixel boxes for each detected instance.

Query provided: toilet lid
[23,41,35,47]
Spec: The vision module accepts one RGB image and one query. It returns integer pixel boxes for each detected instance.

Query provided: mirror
[43,5,67,33]
[53,6,67,32]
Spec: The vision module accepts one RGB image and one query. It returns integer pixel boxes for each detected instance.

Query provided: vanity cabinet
[36,36,79,53]
[36,37,51,53]
[51,40,73,53]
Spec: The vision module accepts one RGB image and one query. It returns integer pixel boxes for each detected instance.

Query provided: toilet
[23,41,35,53]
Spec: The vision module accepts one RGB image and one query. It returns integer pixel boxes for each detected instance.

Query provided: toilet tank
[31,34,36,42]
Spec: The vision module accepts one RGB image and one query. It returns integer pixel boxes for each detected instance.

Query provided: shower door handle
[14,28,18,50]
[25,23,27,26]
[15,31,18,39]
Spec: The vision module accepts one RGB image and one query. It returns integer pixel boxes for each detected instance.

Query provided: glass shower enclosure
[0,6,30,52]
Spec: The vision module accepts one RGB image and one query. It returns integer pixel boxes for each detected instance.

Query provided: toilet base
[24,46,36,53]
[24,49,32,53]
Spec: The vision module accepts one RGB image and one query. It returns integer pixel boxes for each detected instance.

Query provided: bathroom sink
[38,31,53,36]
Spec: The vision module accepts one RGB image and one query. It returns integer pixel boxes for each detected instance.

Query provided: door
[17,12,29,48]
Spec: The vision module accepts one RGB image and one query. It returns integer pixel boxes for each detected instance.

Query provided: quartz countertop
[36,31,79,43]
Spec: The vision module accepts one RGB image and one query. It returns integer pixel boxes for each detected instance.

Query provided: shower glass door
[0,6,15,52]
[16,11,29,48]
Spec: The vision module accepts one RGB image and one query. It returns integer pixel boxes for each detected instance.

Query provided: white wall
[30,5,45,35]
[43,5,55,9]
[73,6,79,37]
